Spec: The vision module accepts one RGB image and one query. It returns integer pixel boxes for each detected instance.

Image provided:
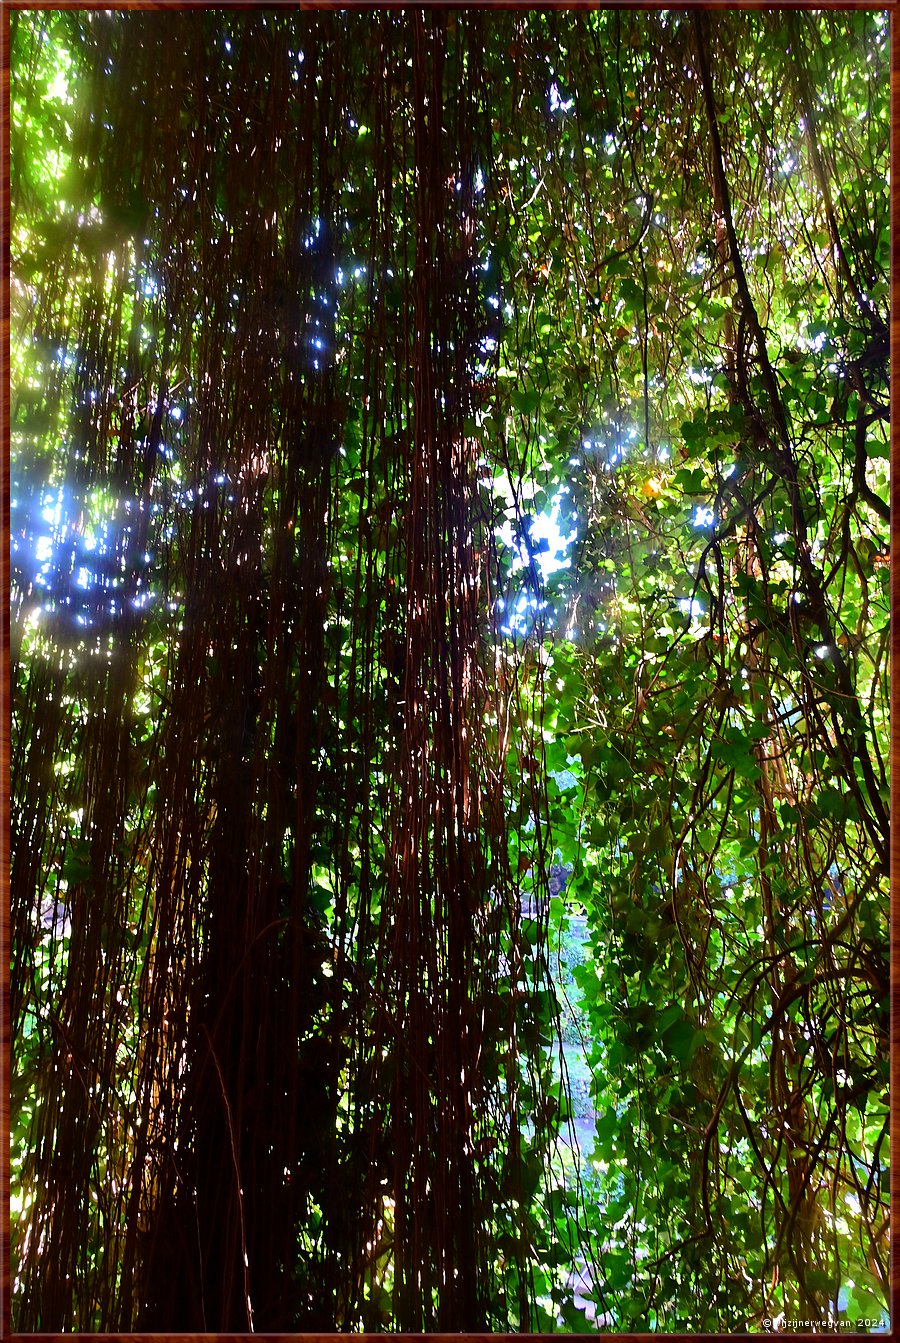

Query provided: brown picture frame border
[2,1,896,1337]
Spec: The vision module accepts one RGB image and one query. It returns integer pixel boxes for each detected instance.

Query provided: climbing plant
[9,7,889,1332]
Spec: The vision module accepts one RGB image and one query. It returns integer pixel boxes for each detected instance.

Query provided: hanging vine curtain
[10,6,889,1333]
[11,10,566,1331]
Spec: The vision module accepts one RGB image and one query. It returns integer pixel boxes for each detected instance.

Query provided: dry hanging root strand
[11,9,566,1331]
[362,12,563,1328]
[373,12,494,1328]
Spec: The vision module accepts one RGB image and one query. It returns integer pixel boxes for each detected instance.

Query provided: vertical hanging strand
[373,10,494,1327]
[434,10,485,1325]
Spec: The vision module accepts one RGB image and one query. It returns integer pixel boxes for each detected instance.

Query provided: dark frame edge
[2,3,13,1338]
[1,4,896,1341]
[0,2,897,14]
[890,6,899,1340]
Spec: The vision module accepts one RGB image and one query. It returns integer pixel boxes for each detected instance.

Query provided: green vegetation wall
[10,8,889,1332]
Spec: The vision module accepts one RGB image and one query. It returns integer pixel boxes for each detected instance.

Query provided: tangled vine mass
[10,8,889,1332]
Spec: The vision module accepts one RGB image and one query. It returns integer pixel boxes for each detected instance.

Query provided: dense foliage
[10,8,889,1332]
